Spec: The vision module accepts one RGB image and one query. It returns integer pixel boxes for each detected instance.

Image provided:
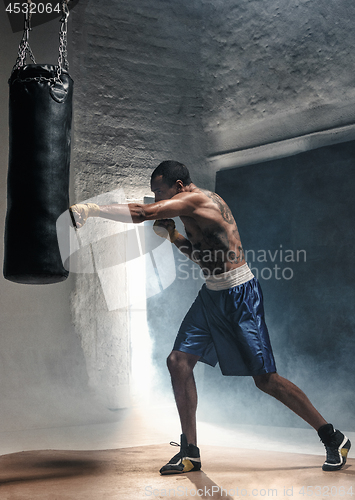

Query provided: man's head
[151,161,192,201]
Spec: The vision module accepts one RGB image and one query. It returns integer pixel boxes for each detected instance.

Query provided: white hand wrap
[70,203,100,228]
[153,219,180,243]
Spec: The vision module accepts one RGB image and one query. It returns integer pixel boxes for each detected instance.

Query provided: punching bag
[4,2,73,284]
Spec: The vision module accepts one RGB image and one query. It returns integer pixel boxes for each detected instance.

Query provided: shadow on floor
[0,451,103,486]
[186,471,235,500]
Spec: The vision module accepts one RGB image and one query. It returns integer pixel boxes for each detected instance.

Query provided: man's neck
[183,183,198,193]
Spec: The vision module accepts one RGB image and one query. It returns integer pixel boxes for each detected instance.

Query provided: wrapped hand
[153,219,180,243]
[69,203,100,228]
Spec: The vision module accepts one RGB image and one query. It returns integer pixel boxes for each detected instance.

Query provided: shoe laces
[321,439,340,462]
[168,441,185,463]
[325,447,340,463]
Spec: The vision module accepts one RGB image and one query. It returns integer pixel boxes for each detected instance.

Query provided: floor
[0,445,354,500]
[0,404,353,499]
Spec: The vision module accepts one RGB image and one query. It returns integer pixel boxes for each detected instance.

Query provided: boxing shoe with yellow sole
[318,423,351,471]
[160,433,201,475]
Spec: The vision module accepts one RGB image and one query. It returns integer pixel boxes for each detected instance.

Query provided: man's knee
[167,350,198,375]
[167,351,178,373]
[253,372,277,393]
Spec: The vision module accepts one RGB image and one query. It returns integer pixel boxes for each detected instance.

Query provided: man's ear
[176,180,184,192]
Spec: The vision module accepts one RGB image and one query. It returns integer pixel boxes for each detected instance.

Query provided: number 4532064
[298,486,353,496]
[6,3,61,14]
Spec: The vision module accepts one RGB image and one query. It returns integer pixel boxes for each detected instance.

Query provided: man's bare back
[177,188,245,274]
[150,175,245,275]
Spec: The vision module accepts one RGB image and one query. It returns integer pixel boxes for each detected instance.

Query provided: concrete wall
[69,0,210,415]
[1,0,354,435]
[0,12,103,433]
[0,0,209,434]
[0,7,139,433]
[198,0,355,431]
[144,0,355,428]
[71,0,209,200]
[201,0,355,159]
[214,142,355,430]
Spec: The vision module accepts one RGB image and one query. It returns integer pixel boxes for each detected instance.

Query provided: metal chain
[11,75,58,85]
[12,0,70,85]
[12,0,36,71]
[56,0,70,81]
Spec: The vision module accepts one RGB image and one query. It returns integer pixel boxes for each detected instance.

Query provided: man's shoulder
[172,189,207,204]
[171,188,225,218]
[197,188,219,200]
[192,188,228,208]
[191,189,236,225]
[174,187,217,200]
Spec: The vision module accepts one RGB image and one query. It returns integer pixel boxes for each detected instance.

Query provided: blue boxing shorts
[173,265,276,376]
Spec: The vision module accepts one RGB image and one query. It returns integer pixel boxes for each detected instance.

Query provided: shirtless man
[70,160,351,473]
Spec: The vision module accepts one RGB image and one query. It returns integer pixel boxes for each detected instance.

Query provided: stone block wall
[71,0,210,201]
[1,0,354,432]
[69,0,355,413]
[69,0,210,410]
[200,0,355,155]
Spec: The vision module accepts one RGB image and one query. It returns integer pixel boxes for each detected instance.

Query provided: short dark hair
[151,160,192,187]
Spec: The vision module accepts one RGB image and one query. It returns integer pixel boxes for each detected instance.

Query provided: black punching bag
[4,4,73,284]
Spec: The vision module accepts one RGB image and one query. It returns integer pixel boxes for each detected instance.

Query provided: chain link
[11,0,70,85]
[13,0,36,71]
[56,0,70,81]
[11,76,58,85]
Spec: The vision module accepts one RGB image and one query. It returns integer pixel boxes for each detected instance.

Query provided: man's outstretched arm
[69,202,148,227]
[70,200,199,263]
[70,193,198,227]
[100,194,196,222]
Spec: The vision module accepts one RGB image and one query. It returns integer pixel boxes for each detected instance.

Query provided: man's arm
[173,234,197,262]
[70,198,200,263]
[152,219,198,262]
[71,192,198,227]
[100,193,197,223]
[97,203,146,224]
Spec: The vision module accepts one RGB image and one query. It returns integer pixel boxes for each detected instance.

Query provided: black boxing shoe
[318,423,351,471]
[159,433,201,475]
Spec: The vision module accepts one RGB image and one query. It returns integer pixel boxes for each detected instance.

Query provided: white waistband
[205,263,254,291]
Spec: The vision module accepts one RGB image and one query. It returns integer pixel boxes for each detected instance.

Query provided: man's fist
[153,219,180,243]
[69,203,100,228]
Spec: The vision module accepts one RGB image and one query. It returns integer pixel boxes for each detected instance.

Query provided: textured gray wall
[0,13,106,433]
[71,0,209,201]
[214,141,355,430]
[201,0,355,154]
[1,0,354,434]
[69,0,211,414]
